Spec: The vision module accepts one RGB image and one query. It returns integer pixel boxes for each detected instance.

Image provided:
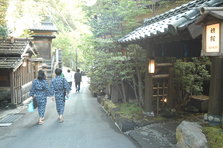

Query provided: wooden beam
[152,74,169,79]
[156,63,173,67]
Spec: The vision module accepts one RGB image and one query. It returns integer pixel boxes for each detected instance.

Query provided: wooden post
[208,57,223,116]
[10,71,14,104]
[156,82,159,115]
[167,67,177,108]
[144,71,153,113]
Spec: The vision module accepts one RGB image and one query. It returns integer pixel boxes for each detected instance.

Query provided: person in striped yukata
[29,70,50,125]
[50,68,71,122]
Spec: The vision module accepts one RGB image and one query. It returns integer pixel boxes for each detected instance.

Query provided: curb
[101,106,122,132]
[0,97,32,120]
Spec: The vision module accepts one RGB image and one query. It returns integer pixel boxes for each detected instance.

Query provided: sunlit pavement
[0,75,139,148]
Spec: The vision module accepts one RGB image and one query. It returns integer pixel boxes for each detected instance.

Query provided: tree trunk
[136,67,144,107]
[131,75,139,102]
[111,84,119,103]
[121,80,127,103]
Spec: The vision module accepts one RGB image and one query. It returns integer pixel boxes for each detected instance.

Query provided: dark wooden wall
[12,60,38,104]
[33,38,52,59]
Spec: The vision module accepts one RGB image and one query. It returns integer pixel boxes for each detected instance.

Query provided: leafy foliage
[173,57,210,104]
[0,0,8,37]
[85,0,151,104]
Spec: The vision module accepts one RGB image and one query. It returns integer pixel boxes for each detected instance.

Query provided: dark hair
[77,69,80,72]
[67,69,70,72]
[37,70,46,80]
[55,68,62,76]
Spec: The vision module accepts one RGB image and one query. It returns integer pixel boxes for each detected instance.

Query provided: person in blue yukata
[50,68,71,123]
[29,70,50,125]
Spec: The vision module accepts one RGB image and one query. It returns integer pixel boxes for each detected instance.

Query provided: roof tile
[118,0,223,44]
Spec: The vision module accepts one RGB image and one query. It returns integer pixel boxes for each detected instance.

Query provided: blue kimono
[29,79,50,118]
[50,76,71,115]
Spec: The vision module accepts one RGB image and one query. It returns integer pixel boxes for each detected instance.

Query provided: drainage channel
[0,113,24,127]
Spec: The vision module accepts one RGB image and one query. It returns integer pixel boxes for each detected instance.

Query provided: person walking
[50,68,71,122]
[74,68,82,92]
[29,70,50,125]
[65,69,72,88]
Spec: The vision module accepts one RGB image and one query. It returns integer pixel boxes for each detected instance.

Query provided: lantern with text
[148,59,155,73]
[197,9,223,56]
[203,23,221,55]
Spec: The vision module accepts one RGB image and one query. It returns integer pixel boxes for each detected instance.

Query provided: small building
[29,21,58,80]
[118,0,223,114]
[29,21,57,60]
[0,38,40,107]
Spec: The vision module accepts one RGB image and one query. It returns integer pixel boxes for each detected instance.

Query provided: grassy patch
[203,126,223,148]
[117,103,143,119]
[103,99,117,111]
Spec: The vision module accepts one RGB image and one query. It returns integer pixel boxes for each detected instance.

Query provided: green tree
[84,0,151,104]
[0,0,8,37]
[173,57,211,106]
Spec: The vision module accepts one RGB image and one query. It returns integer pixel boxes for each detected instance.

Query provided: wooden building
[118,0,223,116]
[29,21,58,80]
[0,38,40,107]
[29,21,57,59]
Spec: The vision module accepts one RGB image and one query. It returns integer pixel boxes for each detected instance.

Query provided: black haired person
[50,68,71,122]
[29,70,50,125]
[74,69,82,92]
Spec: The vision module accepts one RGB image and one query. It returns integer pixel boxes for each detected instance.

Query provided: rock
[204,113,208,121]
[207,115,222,126]
[213,117,221,123]
[208,115,214,121]
[176,121,208,148]
[143,111,154,117]
[97,95,104,104]
[115,116,136,132]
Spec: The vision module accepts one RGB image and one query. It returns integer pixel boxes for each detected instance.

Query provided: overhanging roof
[118,0,223,44]
[196,7,223,24]
[0,38,38,70]
[0,38,37,56]
[29,21,58,32]
[0,57,23,69]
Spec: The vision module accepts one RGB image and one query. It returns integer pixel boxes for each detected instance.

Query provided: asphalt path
[0,76,139,148]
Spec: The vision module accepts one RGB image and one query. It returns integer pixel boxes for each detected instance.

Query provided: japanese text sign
[205,23,220,53]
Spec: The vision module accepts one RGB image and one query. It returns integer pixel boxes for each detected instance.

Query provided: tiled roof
[0,38,37,69]
[29,21,58,32]
[0,57,22,69]
[0,38,32,56]
[118,0,223,44]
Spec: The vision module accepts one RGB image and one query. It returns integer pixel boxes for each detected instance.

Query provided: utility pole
[75,48,78,71]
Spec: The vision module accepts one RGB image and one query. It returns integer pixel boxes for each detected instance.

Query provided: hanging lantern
[148,59,155,73]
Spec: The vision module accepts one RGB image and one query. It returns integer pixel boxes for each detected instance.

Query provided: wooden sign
[205,23,220,53]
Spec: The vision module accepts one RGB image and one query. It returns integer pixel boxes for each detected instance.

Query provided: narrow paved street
[0,77,139,148]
